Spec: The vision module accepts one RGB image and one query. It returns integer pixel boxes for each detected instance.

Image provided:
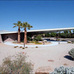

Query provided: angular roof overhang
[0,27,74,34]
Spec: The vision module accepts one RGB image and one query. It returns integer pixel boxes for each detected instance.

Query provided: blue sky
[0,1,74,31]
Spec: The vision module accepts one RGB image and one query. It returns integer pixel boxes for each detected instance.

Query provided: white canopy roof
[0,27,74,34]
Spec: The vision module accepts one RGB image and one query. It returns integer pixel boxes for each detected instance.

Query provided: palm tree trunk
[24,28,27,45]
[18,27,20,43]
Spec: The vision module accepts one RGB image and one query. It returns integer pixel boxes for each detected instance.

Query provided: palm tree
[22,22,33,46]
[13,21,22,43]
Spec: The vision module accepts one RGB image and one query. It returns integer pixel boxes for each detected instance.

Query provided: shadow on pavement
[64,55,74,61]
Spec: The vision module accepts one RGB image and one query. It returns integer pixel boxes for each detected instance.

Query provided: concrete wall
[2,33,24,42]
[2,33,18,42]
[0,34,2,43]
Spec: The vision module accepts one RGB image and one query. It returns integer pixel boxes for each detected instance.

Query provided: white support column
[0,34,2,43]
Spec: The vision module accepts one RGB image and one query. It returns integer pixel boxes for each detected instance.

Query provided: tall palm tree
[22,22,33,46]
[13,21,22,43]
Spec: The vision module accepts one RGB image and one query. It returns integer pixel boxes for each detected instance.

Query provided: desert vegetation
[0,53,33,74]
[68,48,74,60]
[14,46,18,48]
[50,66,74,74]
[44,30,74,38]
[27,35,43,44]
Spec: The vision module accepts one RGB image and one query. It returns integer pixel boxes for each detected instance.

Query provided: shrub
[68,48,74,59]
[27,36,31,41]
[19,46,22,48]
[31,41,35,43]
[22,47,25,49]
[0,53,33,74]
[25,47,28,48]
[67,41,72,43]
[30,41,42,44]
[51,32,56,37]
[34,35,42,41]
[61,40,66,41]
[72,41,74,44]
[36,46,38,48]
[45,33,51,37]
[14,46,18,48]
[56,38,60,41]
[50,66,74,74]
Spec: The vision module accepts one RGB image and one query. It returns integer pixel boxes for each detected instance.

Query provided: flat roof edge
[0,27,74,34]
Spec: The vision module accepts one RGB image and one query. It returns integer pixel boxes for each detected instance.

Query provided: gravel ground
[0,43,74,73]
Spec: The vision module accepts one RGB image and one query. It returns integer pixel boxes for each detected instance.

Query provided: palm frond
[13,21,22,28]
[28,27,30,30]
[22,22,33,30]
[13,26,17,28]
[18,21,21,24]
[13,23,17,26]
[31,26,33,28]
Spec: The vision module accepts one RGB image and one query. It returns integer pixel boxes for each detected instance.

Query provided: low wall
[2,33,18,42]
[2,33,24,42]
[42,37,74,41]
[0,34,2,43]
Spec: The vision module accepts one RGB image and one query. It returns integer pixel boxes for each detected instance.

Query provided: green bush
[27,36,31,41]
[72,41,74,44]
[50,66,74,74]
[68,48,74,59]
[56,38,60,41]
[45,33,51,37]
[0,53,33,74]
[34,35,42,41]
[51,32,56,37]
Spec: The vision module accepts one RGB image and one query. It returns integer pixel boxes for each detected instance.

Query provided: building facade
[0,27,74,42]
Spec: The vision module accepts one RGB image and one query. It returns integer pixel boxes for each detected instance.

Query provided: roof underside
[0,27,74,34]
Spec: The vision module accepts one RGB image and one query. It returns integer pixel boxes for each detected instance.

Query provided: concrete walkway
[4,41,67,47]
